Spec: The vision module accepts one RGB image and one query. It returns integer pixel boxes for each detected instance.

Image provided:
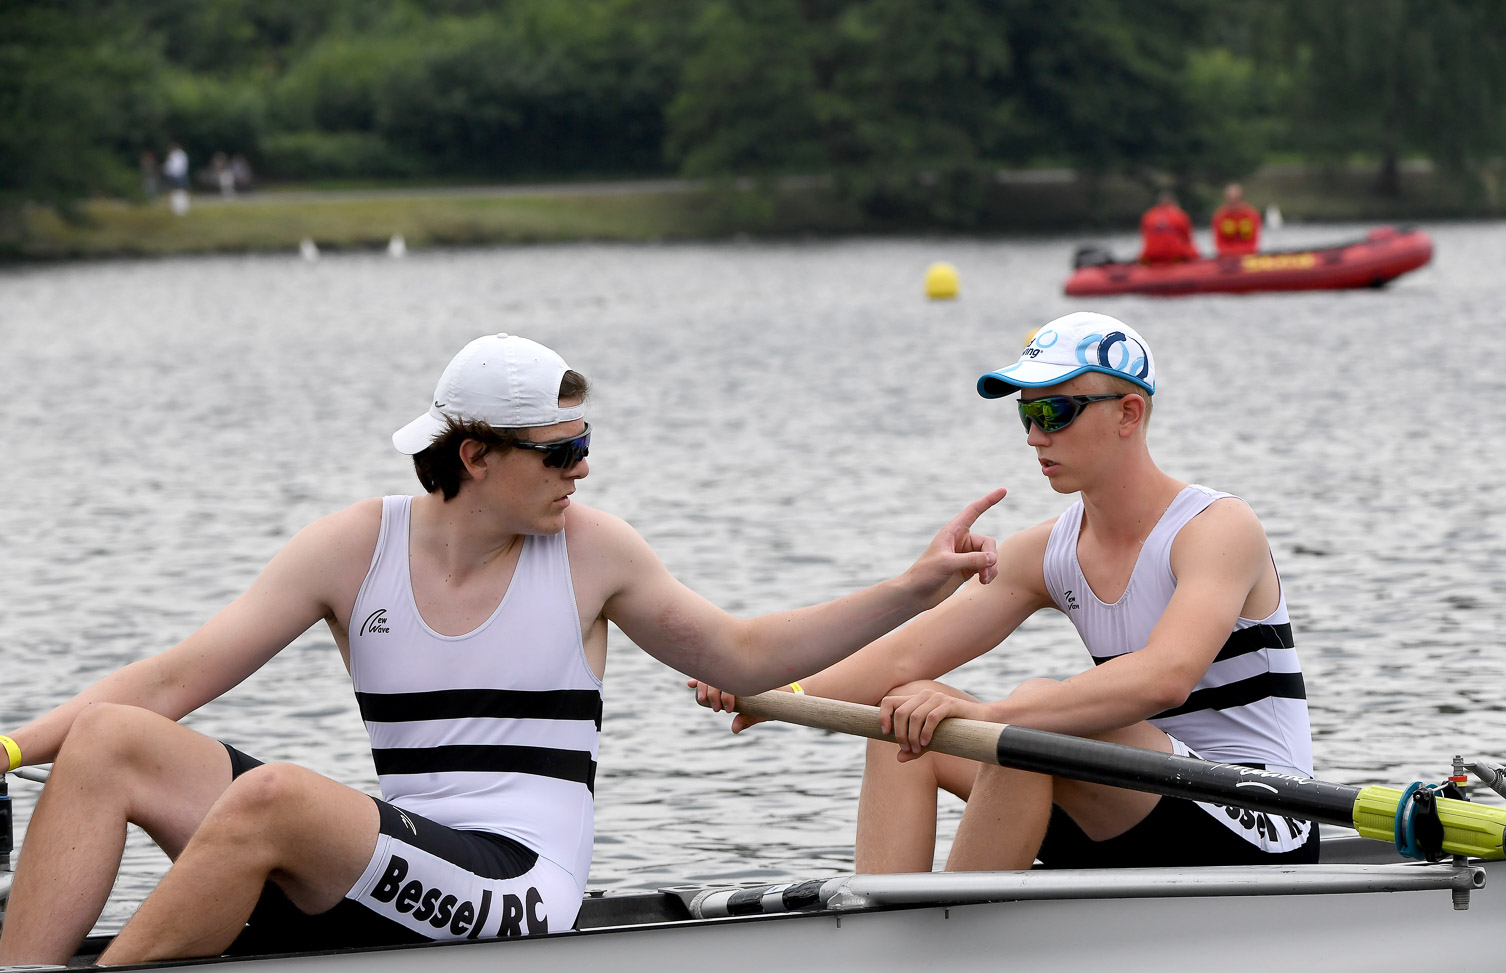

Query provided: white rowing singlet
[348,495,603,891]
[1042,484,1314,777]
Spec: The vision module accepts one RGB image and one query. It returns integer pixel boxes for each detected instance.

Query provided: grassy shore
[6,162,1496,261]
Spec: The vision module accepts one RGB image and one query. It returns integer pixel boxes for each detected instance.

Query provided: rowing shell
[4,692,1504,971]
[1,835,1497,973]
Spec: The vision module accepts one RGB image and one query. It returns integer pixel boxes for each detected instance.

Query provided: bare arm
[2,502,375,766]
[883,498,1275,752]
[596,490,1006,696]
[775,521,1055,703]
[691,518,1057,730]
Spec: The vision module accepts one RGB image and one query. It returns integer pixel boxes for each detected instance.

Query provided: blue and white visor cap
[977,312,1156,399]
[392,333,585,454]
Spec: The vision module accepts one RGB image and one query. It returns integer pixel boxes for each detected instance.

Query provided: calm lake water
[2,223,1504,930]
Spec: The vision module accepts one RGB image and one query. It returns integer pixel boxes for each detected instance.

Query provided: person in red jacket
[1211,183,1261,256]
[1138,190,1200,264]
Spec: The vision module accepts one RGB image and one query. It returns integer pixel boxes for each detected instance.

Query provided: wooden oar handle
[734,691,1002,765]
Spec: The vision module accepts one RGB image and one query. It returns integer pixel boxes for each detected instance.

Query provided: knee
[885,678,952,697]
[201,763,310,837]
[58,703,168,771]
[864,734,938,776]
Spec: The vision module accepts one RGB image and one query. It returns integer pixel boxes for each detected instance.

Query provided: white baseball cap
[977,312,1156,398]
[392,333,585,455]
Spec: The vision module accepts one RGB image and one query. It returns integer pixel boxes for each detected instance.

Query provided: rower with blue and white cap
[977,311,1156,398]
[722,306,1323,887]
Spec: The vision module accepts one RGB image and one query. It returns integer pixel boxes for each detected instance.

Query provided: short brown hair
[412,369,590,499]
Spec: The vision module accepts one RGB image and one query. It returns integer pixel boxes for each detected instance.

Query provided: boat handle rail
[687,862,1486,918]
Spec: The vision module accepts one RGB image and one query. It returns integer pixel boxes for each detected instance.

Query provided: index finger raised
[947,487,1007,532]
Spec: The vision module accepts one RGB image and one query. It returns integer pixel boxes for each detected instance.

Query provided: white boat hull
[8,839,1501,972]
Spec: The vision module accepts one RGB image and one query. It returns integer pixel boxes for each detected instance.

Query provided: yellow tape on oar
[1352,785,1506,860]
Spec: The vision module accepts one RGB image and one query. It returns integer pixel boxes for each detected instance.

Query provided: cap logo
[1076,330,1150,381]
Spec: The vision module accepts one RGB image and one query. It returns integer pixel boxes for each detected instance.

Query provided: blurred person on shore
[163,142,190,215]
[212,153,235,198]
[231,154,254,193]
[139,150,158,199]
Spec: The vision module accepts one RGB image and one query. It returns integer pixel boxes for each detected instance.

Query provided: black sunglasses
[1017,394,1126,433]
[512,423,591,468]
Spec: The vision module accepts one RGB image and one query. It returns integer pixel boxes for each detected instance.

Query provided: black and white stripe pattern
[358,689,603,792]
[1043,486,1314,777]
[346,496,604,895]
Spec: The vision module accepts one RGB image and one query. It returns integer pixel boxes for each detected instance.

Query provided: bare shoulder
[979,515,1056,599]
[563,502,664,578]
[563,501,651,553]
[999,516,1057,568]
[276,496,385,572]
[1011,515,1060,550]
[1173,496,1271,565]
[1186,496,1267,540]
[295,495,383,542]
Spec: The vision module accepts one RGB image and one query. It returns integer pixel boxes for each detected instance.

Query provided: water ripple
[1,226,1503,929]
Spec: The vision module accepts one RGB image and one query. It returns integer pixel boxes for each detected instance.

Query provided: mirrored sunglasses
[1017,395,1126,434]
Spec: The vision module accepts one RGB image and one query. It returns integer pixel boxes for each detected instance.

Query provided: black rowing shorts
[1036,736,1320,868]
[220,743,578,955]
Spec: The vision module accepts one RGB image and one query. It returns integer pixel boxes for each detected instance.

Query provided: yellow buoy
[925,262,959,300]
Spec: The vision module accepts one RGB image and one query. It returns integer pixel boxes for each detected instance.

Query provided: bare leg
[947,718,1174,871]
[1048,721,1173,840]
[0,704,234,966]
[945,763,1053,871]
[99,762,380,965]
[854,680,981,874]
[855,741,981,872]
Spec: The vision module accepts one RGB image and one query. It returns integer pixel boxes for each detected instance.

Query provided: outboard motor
[1073,245,1117,269]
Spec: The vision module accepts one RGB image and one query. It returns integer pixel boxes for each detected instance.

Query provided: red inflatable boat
[1063,226,1433,297]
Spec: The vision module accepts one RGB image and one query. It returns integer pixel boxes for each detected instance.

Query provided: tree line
[4,0,1505,224]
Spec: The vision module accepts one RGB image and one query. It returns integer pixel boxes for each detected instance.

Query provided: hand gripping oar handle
[732,691,1506,860]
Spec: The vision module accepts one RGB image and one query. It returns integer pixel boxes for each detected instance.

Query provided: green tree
[1263,0,1506,197]
[668,0,1019,224]
[667,0,1268,223]
[666,1,828,178]
[0,2,164,232]
[1001,0,1240,181]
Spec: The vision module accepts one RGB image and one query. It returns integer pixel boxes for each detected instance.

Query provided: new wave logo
[362,609,392,636]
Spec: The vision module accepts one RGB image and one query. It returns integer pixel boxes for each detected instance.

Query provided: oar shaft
[735,691,1361,825]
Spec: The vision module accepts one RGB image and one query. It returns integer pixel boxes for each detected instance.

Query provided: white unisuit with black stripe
[349,495,602,892]
[1042,484,1315,852]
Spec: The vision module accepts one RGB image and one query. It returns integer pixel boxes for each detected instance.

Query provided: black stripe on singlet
[372,744,598,794]
[1089,622,1295,668]
[1151,671,1308,721]
[1212,622,1295,662]
[356,688,604,730]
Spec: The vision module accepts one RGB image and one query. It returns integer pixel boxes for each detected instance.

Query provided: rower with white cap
[697,311,1318,874]
[0,333,1006,966]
